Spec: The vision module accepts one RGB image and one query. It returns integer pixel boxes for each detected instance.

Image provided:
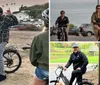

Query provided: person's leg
[64,28,68,41]
[69,71,76,85]
[94,25,99,40]
[33,76,46,85]
[0,42,7,81]
[76,70,82,85]
[33,67,48,85]
[57,28,61,41]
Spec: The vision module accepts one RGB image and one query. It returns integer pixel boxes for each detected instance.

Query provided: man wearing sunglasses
[91,5,100,41]
[55,10,69,41]
[64,44,88,85]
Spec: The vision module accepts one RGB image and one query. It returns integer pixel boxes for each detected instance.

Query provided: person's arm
[66,17,69,31]
[80,52,88,70]
[0,15,18,31]
[30,36,38,66]
[65,55,72,68]
[91,13,96,24]
[55,17,59,26]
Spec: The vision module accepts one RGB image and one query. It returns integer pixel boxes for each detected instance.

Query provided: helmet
[0,7,3,15]
[72,44,79,48]
[42,8,49,27]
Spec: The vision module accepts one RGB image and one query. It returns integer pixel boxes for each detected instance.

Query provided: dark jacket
[0,15,18,43]
[65,51,88,73]
[30,31,49,71]
[55,16,69,27]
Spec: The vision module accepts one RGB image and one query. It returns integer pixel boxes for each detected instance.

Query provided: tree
[19,3,48,19]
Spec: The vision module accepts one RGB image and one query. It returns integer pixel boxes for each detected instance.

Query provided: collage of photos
[0,0,100,85]
[50,0,100,85]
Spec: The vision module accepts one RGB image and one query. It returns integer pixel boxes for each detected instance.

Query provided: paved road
[50,35,96,41]
[50,63,97,85]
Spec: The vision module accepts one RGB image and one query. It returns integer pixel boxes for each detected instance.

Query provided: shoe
[0,75,6,82]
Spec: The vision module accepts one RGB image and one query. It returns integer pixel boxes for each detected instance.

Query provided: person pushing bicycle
[64,44,88,85]
[30,8,49,85]
[55,10,69,41]
[0,7,18,82]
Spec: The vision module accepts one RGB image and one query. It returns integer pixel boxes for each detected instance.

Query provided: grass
[50,55,98,64]
[50,43,99,64]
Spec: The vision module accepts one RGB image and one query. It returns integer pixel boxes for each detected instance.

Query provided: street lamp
[98,0,99,4]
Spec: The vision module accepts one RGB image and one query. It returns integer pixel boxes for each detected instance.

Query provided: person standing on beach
[0,7,18,82]
[30,8,49,85]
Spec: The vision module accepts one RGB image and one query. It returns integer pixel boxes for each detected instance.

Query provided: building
[13,11,30,22]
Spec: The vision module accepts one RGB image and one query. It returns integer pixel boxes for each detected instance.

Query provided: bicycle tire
[3,49,22,73]
[79,81,93,85]
[60,32,65,41]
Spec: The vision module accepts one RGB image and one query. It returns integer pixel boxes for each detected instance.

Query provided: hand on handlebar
[63,67,67,71]
[76,67,81,70]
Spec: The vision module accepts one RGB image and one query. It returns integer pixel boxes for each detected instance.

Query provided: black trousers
[57,27,68,41]
[69,70,83,85]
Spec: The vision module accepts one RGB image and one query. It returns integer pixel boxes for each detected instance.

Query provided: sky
[0,0,48,12]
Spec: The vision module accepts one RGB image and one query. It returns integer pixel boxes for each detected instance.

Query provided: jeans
[69,70,83,85]
[0,42,7,75]
[35,67,49,80]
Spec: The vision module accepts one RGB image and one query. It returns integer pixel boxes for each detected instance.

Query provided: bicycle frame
[50,66,69,85]
[50,65,98,85]
[59,27,65,41]
[59,70,69,85]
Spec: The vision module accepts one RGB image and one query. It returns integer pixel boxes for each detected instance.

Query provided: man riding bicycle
[55,10,69,41]
[30,8,49,85]
[64,44,88,85]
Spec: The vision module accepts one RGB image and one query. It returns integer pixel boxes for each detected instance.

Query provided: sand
[0,31,41,85]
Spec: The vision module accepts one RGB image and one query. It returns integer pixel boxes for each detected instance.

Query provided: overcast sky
[0,0,48,12]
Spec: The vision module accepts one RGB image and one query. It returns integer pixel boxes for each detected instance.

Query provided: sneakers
[0,75,6,82]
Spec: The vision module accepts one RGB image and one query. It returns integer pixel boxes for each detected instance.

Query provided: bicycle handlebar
[55,65,64,77]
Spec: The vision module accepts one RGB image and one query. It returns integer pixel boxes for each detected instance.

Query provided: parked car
[79,24,94,37]
[68,27,79,36]
[50,26,79,36]
[50,26,57,36]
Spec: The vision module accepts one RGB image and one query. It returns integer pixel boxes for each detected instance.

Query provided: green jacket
[30,31,49,71]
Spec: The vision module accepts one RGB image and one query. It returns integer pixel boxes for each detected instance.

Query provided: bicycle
[50,65,96,85]
[58,27,68,41]
[3,46,22,74]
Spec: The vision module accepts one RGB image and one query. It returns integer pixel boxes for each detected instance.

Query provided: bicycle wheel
[3,49,22,73]
[79,81,93,85]
[60,32,65,41]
